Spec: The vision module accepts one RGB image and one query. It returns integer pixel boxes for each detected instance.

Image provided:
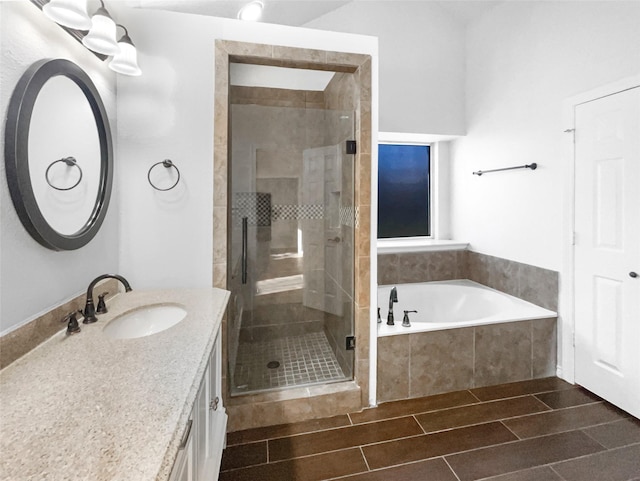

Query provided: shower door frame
[213,40,373,420]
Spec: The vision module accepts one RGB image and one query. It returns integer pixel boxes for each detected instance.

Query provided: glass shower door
[229,104,355,395]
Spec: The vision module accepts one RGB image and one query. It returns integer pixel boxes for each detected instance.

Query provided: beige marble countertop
[0,287,229,481]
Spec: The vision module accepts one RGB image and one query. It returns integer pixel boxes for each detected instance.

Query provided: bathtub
[377,279,556,337]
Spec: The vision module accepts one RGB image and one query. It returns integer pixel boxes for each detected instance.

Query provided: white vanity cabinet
[170,414,194,481]
[170,332,227,481]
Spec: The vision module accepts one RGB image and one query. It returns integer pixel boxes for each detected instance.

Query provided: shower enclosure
[228,98,355,396]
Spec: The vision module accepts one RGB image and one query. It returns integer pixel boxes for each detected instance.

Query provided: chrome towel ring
[45,156,83,191]
[148,159,180,191]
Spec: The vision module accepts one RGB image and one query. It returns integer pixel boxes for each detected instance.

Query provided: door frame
[560,75,640,384]
[213,40,375,421]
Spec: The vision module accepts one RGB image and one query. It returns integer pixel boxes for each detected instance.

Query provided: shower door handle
[242,217,248,285]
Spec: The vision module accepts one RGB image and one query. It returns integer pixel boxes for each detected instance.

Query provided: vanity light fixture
[35,0,140,76]
[81,0,119,56]
[238,1,264,22]
[108,25,142,76]
[42,0,91,30]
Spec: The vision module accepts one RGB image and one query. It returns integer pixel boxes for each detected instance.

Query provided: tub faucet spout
[387,287,398,325]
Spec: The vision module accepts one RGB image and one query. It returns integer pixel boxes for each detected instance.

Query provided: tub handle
[403,310,417,327]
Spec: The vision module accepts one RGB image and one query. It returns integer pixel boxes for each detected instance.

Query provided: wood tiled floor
[220,377,640,481]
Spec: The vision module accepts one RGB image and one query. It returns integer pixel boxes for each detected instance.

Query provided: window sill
[376,239,469,254]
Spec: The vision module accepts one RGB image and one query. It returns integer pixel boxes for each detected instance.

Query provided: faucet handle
[61,310,82,335]
[83,300,98,324]
[402,310,417,327]
[96,292,109,314]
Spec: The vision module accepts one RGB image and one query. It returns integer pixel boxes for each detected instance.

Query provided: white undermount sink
[103,304,187,340]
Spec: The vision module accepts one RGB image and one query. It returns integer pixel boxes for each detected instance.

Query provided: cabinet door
[205,333,227,477]
[193,365,210,481]
[171,330,226,481]
[169,416,194,481]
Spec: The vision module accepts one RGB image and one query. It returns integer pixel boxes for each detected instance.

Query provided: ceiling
[126,0,352,26]
[125,0,501,27]
[124,0,502,91]
[435,1,502,25]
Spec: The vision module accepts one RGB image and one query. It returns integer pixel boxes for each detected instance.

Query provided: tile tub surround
[0,288,229,481]
[466,251,559,311]
[377,318,557,402]
[378,250,559,311]
[378,250,467,285]
[0,278,120,369]
[220,377,640,481]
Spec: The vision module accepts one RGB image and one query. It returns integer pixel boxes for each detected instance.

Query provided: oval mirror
[4,58,113,251]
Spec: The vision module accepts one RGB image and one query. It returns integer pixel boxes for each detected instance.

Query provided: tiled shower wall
[378,249,558,311]
[377,249,559,402]
[229,88,332,342]
[230,86,330,253]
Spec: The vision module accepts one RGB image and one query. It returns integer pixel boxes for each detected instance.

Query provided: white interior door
[574,86,640,418]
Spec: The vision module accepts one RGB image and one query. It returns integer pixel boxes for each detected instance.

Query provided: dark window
[377,144,430,238]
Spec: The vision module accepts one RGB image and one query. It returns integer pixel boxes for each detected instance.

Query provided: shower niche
[227,67,357,396]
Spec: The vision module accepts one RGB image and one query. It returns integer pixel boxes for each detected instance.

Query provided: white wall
[116,9,378,291]
[0,2,119,334]
[304,1,465,135]
[450,1,640,270]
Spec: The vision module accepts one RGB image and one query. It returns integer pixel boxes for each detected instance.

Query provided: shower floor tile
[232,331,348,394]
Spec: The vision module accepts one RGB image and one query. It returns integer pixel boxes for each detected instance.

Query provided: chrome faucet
[387,286,398,325]
[83,274,132,323]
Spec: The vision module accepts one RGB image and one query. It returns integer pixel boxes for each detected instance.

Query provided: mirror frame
[4,58,113,251]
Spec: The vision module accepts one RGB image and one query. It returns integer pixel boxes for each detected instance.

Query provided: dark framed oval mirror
[4,58,113,251]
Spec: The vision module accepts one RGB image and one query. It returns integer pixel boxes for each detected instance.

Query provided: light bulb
[238,1,264,22]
